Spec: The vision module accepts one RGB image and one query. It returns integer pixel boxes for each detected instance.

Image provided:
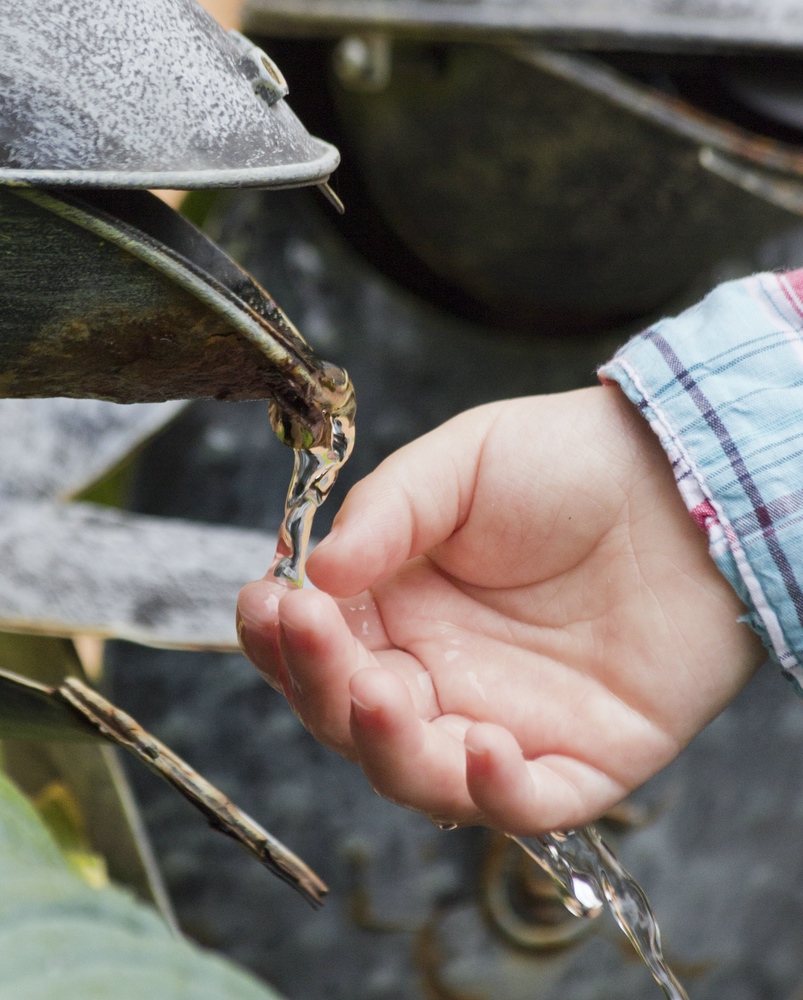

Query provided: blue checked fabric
[600,271,803,696]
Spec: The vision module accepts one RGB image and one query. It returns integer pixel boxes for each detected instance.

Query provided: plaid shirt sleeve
[599,270,803,696]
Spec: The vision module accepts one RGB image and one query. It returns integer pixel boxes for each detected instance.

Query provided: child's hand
[238,386,763,835]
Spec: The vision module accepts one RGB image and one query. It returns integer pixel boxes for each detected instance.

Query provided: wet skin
[238,385,763,835]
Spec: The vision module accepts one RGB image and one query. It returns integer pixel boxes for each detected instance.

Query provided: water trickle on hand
[265,375,684,998]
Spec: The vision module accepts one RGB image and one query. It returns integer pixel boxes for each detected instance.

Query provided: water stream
[515,828,688,999]
[269,411,355,587]
[269,411,688,1000]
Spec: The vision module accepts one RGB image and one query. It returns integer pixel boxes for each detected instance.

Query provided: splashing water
[270,411,355,587]
[514,827,689,1000]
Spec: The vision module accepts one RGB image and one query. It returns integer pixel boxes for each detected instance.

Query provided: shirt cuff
[599,270,803,695]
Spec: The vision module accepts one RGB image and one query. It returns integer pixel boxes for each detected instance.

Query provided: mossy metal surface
[0,187,355,449]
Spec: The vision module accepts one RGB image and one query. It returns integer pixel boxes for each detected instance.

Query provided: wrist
[600,274,802,687]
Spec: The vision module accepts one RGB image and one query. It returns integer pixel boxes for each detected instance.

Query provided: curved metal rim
[0,144,340,190]
[513,46,803,180]
[242,0,803,51]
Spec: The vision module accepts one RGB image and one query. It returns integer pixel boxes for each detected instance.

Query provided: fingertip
[349,667,421,756]
[277,588,355,678]
[464,727,623,835]
[277,585,330,631]
[237,578,284,630]
[237,620,279,692]
[464,724,543,836]
[236,580,287,690]
[348,669,476,818]
[465,721,521,752]
[308,522,340,556]
[307,516,397,597]
[464,723,524,780]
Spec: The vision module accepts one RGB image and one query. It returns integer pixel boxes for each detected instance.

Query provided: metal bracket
[229,29,290,106]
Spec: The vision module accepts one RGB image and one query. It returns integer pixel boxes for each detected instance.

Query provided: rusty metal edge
[512,46,803,181]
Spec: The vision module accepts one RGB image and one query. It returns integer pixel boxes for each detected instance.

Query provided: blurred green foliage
[0,767,284,1000]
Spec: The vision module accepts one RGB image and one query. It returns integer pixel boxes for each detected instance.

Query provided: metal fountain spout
[0,185,355,452]
[0,0,354,450]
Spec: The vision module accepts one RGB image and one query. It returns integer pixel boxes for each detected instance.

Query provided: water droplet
[467,670,487,702]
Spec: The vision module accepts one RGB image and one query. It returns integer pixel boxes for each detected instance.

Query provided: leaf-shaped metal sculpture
[0,186,355,450]
[0,398,188,504]
[0,500,274,650]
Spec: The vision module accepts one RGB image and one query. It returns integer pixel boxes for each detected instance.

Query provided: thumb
[307,404,495,597]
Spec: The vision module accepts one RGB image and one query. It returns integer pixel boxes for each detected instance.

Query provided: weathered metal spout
[1,0,339,190]
[0,186,354,451]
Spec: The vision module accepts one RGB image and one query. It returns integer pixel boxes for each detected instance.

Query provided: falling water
[269,410,355,587]
[514,827,689,1000]
[267,403,686,999]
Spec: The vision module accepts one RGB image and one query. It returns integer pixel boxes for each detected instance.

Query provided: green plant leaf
[0,770,286,1000]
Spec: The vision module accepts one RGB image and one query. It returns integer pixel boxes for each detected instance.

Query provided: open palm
[238,387,762,834]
